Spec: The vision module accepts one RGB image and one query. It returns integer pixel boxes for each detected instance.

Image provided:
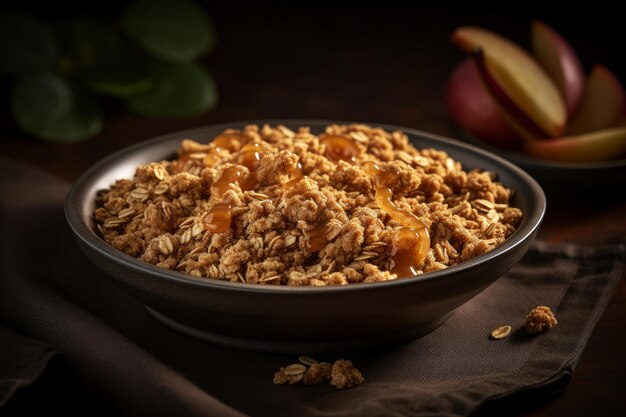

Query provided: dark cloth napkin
[0,326,59,408]
[0,156,624,417]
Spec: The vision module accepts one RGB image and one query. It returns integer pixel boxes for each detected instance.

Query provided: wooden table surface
[1,5,624,416]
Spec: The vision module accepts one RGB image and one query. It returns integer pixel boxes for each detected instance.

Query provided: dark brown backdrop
[1,4,624,416]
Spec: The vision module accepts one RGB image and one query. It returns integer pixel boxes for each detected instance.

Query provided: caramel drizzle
[203,203,232,233]
[210,133,249,153]
[210,165,255,198]
[282,162,304,189]
[363,161,430,277]
[304,223,328,253]
[320,134,360,165]
[202,134,307,235]
[203,134,254,232]
[237,142,263,171]
[199,132,430,274]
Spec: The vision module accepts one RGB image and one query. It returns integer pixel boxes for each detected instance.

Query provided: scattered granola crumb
[303,362,332,385]
[330,359,365,389]
[298,355,318,366]
[490,325,512,340]
[524,306,557,334]
[273,363,307,385]
[273,357,363,389]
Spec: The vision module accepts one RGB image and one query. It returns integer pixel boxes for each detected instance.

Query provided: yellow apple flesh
[565,65,625,135]
[452,27,566,138]
[524,126,626,162]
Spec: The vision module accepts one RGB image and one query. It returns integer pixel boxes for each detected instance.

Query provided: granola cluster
[94,124,522,285]
[329,359,365,389]
[273,357,364,389]
[523,306,558,334]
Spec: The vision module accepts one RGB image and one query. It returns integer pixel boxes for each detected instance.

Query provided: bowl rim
[65,119,546,295]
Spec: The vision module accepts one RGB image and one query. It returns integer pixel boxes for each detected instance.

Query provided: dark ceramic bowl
[65,120,546,353]
[455,127,626,192]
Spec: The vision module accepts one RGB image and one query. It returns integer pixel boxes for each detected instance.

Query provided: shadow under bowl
[65,120,546,353]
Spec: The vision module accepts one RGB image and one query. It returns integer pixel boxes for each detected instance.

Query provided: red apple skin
[532,20,585,116]
[446,59,519,148]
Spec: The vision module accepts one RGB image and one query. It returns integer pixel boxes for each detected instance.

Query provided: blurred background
[1,3,625,415]
[1,2,624,180]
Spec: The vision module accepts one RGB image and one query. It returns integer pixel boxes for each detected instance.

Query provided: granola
[303,362,332,385]
[490,325,512,340]
[330,359,364,389]
[273,358,362,389]
[94,124,522,285]
[524,306,557,334]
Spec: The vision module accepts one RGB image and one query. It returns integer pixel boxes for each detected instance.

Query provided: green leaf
[0,12,57,75]
[54,16,153,97]
[125,62,217,118]
[34,89,103,142]
[122,0,215,63]
[12,73,71,128]
[13,73,103,142]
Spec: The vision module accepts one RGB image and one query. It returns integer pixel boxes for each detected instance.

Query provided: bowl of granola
[65,120,545,353]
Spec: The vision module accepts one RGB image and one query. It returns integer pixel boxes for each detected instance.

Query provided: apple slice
[470,48,547,140]
[565,64,625,135]
[446,58,519,148]
[452,27,566,138]
[531,20,585,116]
[523,126,626,162]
